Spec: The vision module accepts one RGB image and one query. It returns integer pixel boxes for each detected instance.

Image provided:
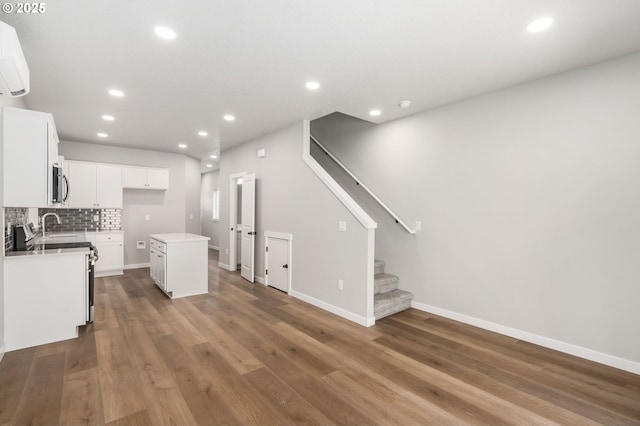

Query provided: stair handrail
[311,134,416,235]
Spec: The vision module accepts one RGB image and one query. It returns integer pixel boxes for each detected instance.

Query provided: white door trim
[240,173,256,282]
[228,171,246,272]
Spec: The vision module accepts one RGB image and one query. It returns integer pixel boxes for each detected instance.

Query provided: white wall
[312,52,640,372]
[185,156,202,235]
[59,141,198,267]
[219,122,372,322]
[200,170,220,249]
[0,96,27,358]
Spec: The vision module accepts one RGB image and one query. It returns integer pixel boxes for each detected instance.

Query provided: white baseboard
[0,343,5,362]
[124,263,150,270]
[255,275,266,285]
[412,301,640,375]
[291,290,374,327]
[218,261,233,271]
[208,244,219,250]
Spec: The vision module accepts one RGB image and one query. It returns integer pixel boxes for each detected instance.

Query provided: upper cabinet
[66,161,123,208]
[2,107,59,207]
[122,166,169,190]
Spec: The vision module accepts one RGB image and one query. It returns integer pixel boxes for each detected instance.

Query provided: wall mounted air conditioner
[0,21,29,97]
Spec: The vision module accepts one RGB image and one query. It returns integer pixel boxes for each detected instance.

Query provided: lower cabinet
[4,250,88,351]
[149,234,209,298]
[149,239,167,291]
[86,232,124,277]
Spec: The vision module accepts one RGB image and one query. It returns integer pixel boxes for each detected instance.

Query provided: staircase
[374,259,413,320]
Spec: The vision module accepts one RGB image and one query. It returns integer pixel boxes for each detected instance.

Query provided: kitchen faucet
[41,212,61,236]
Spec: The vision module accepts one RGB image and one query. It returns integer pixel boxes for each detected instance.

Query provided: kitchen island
[149,233,210,298]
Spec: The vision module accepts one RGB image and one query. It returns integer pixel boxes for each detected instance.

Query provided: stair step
[374,273,398,295]
[374,289,413,320]
[374,259,385,275]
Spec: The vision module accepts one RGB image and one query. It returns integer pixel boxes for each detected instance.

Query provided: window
[212,188,220,221]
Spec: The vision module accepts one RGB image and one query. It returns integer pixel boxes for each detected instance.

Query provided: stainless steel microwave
[51,163,68,204]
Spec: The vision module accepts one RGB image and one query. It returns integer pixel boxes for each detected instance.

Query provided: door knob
[283,264,288,269]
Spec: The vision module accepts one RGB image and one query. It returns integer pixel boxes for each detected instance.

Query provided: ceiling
[3,1,640,172]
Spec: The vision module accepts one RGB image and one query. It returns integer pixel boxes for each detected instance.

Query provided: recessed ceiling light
[369,109,381,116]
[154,26,177,40]
[398,100,411,109]
[102,115,115,121]
[223,115,235,122]
[178,143,187,148]
[198,131,208,137]
[527,17,553,33]
[209,154,218,159]
[108,89,125,97]
[306,81,320,90]
[97,132,108,138]
[206,164,213,168]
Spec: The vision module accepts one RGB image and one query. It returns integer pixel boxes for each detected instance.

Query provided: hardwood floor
[1,249,639,425]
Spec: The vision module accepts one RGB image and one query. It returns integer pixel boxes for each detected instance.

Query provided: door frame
[240,173,256,282]
[228,171,246,272]
[264,231,292,295]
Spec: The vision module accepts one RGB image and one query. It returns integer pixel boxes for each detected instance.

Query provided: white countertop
[33,232,90,245]
[5,247,90,258]
[149,233,210,243]
[86,230,124,234]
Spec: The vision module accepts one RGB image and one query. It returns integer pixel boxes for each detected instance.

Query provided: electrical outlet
[189,214,194,219]
[415,221,422,231]
[145,214,150,221]
[136,241,146,249]
[339,221,347,232]
[338,279,344,290]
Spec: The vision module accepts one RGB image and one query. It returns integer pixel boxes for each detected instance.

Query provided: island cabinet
[149,233,210,298]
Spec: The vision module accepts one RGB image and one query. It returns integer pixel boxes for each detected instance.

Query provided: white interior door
[267,237,290,293]
[240,173,256,282]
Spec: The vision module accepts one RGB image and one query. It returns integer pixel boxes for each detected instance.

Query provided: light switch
[415,221,422,231]
[339,221,347,232]
[257,148,266,158]
[145,214,150,221]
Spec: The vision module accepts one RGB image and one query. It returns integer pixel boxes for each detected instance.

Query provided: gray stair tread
[374,259,385,274]
[374,289,413,304]
[374,273,399,294]
[374,290,413,320]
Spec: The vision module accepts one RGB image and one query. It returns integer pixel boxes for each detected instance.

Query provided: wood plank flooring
[1,249,639,425]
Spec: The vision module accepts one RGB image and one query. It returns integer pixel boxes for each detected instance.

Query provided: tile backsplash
[4,207,122,252]
[4,207,30,252]
[37,208,122,232]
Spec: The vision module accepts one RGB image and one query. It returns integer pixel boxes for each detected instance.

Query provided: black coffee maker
[13,223,36,251]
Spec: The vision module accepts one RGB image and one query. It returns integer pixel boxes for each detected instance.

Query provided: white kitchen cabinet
[149,233,209,298]
[4,249,88,351]
[149,238,167,291]
[123,166,169,190]
[67,161,123,208]
[2,107,59,207]
[86,232,124,277]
